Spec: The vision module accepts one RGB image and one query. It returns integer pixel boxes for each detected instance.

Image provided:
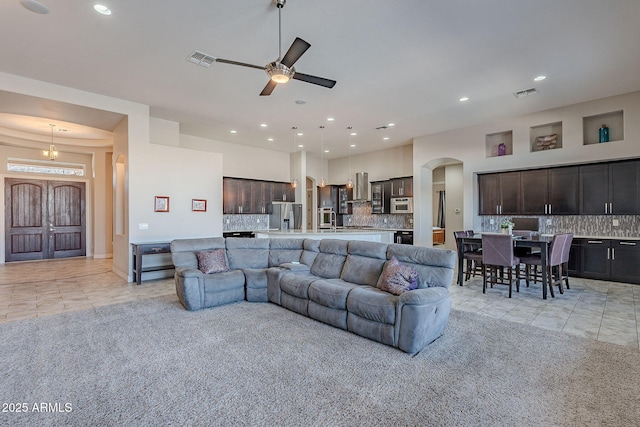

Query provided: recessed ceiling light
[383,137,389,140]
[350,132,357,136]
[297,132,303,136]
[324,150,330,153]
[387,123,395,127]
[297,144,304,148]
[93,4,112,15]
[295,100,306,105]
[534,75,547,81]
[260,123,267,128]
[20,0,49,14]
[350,144,356,148]
[459,97,469,102]
[267,138,274,142]
[230,130,237,134]
[327,117,334,122]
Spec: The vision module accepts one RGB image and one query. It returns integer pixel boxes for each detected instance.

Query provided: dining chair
[559,233,574,290]
[481,233,520,298]
[454,230,483,282]
[519,233,573,298]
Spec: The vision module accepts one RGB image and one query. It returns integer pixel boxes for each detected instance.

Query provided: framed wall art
[154,196,170,212]
[192,199,207,212]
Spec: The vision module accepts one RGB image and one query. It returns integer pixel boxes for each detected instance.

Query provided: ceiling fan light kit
[189,0,336,96]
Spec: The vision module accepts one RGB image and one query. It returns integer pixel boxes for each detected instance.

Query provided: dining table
[455,233,554,299]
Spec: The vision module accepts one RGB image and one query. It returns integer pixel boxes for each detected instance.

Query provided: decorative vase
[501,226,512,235]
[498,143,506,156]
[599,124,609,143]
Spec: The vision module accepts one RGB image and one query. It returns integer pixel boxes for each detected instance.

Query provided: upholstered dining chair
[519,233,573,298]
[481,233,520,298]
[454,230,483,282]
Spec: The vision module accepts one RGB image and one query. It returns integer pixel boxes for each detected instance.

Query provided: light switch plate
[613,218,619,227]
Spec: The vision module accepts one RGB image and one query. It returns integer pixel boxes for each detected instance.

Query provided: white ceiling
[1,0,640,158]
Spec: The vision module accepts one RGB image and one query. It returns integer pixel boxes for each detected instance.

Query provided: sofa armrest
[279,262,310,272]
[395,287,451,354]
[397,287,448,305]
[175,266,203,279]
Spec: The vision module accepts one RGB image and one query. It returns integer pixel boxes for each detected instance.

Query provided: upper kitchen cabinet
[338,185,353,215]
[390,177,413,197]
[580,160,640,214]
[478,172,520,215]
[318,185,337,209]
[223,177,252,214]
[520,166,579,215]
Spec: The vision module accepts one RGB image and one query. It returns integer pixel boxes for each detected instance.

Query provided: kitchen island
[255,228,395,243]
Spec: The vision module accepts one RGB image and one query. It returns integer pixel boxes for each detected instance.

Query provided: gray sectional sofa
[170,237,456,354]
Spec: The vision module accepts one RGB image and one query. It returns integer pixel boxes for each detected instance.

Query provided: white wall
[328,144,413,184]
[179,133,290,182]
[413,90,640,245]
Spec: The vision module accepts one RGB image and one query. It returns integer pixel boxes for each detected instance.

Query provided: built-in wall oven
[318,207,336,229]
[390,197,413,214]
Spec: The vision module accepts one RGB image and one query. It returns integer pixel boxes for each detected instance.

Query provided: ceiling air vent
[513,88,538,98]
[186,51,216,68]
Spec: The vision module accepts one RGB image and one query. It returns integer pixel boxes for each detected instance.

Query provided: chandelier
[43,124,58,160]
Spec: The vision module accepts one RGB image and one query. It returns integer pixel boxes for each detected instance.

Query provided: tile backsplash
[480,215,640,238]
[343,201,413,229]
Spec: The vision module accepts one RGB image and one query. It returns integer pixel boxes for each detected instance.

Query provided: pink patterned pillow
[378,257,419,296]
[196,249,229,274]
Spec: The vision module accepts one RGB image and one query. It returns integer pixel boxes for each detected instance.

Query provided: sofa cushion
[308,279,358,310]
[310,239,348,279]
[387,244,456,290]
[171,237,226,269]
[279,272,318,299]
[346,286,397,325]
[268,238,305,267]
[300,239,321,266]
[202,269,245,292]
[226,237,269,269]
[339,241,387,286]
[196,249,229,274]
[341,255,385,286]
[377,257,419,296]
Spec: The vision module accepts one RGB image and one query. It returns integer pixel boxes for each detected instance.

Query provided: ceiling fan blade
[280,37,311,68]
[215,58,266,71]
[259,80,278,96]
[292,72,337,89]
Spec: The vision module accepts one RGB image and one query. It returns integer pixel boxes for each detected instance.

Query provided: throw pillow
[196,249,229,274]
[378,257,419,296]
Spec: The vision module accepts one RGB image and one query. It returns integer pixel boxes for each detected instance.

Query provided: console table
[131,242,174,285]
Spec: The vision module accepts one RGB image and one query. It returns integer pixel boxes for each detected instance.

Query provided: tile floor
[451,272,640,349]
[1,257,639,350]
[0,258,174,324]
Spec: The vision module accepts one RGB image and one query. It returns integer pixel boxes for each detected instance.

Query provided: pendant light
[319,125,327,187]
[43,123,58,160]
[290,126,298,188]
[346,127,354,189]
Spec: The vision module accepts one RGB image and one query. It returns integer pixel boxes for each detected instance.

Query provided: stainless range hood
[352,172,369,201]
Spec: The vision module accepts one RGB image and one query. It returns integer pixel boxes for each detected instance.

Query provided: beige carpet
[1,295,639,426]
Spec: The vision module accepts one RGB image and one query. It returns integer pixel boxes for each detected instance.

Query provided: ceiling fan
[188,0,336,96]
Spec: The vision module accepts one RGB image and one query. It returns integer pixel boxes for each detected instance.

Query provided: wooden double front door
[4,178,86,262]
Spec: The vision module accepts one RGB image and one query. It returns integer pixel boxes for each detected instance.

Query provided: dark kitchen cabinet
[338,185,353,215]
[391,177,413,197]
[223,178,251,214]
[580,239,611,280]
[611,240,640,284]
[567,239,581,277]
[371,181,392,214]
[578,238,640,284]
[318,185,337,209]
[224,177,294,214]
[580,160,640,214]
[478,172,520,215]
[520,166,579,215]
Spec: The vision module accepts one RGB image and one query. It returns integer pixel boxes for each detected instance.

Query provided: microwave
[390,197,413,214]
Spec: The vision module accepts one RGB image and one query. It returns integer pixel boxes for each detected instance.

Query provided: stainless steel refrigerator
[268,202,302,230]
